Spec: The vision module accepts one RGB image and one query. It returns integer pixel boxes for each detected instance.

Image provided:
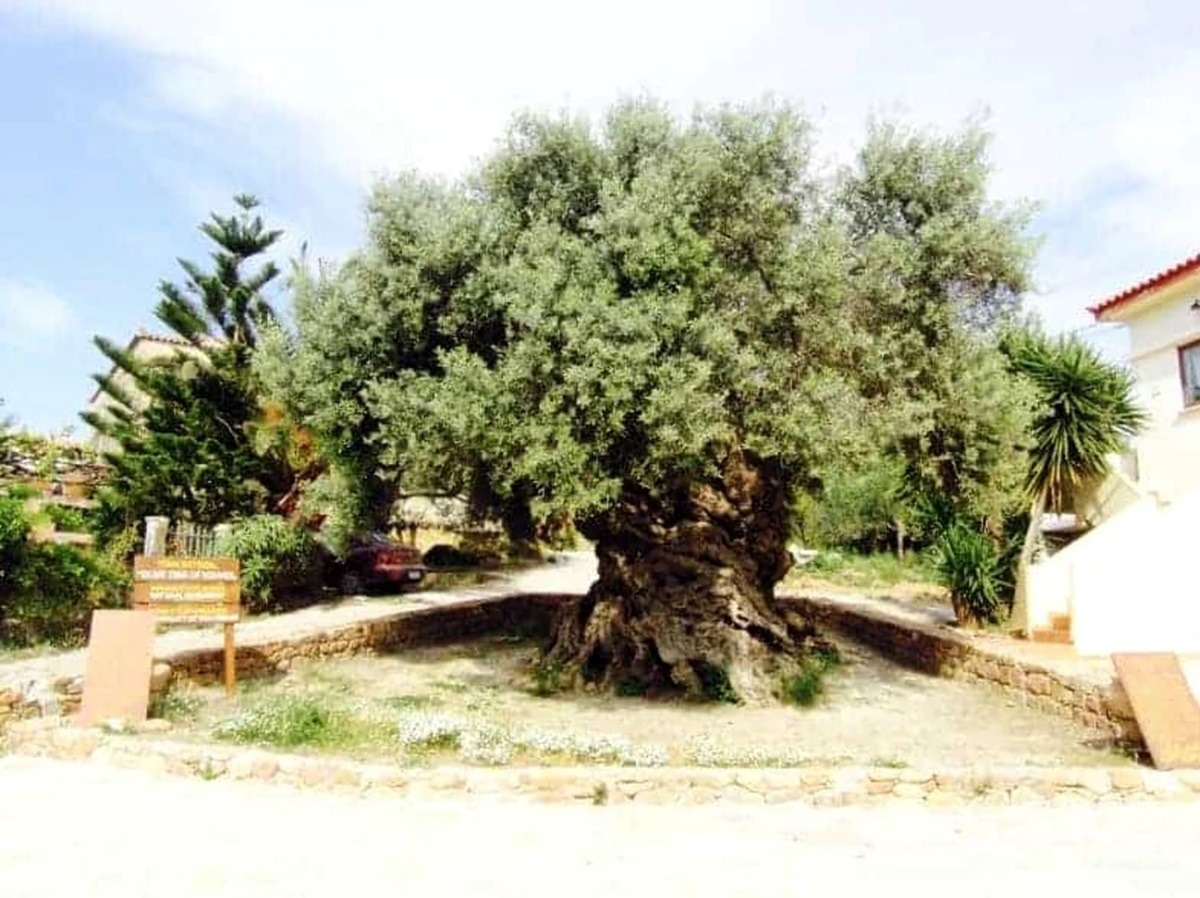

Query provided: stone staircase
[1030,612,1072,644]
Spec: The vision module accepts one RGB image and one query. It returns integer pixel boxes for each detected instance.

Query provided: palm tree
[1005,329,1147,631]
[1010,331,1146,511]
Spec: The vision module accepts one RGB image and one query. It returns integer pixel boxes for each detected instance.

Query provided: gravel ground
[1,756,1196,898]
[170,630,1124,768]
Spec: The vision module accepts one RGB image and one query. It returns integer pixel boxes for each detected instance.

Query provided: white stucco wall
[1110,275,1200,500]
[1026,490,1200,655]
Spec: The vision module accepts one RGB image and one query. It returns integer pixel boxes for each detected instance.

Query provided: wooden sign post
[132,556,241,696]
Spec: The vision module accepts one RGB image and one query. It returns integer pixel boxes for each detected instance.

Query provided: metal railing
[169,521,220,557]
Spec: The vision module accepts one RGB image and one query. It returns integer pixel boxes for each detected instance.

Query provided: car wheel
[340,572,365,596]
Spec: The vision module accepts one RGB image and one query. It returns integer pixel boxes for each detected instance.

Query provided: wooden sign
[132,555,241,696]
[79,609,157,726]
[132,555,241,623]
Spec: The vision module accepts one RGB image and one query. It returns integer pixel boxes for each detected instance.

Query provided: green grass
[786,550,940,592]
[211,694,390,752]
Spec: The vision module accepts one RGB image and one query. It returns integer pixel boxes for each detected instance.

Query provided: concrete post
[143,516,169,556]
[213,523,233,554]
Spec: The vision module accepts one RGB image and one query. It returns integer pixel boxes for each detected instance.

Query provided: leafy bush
[0,496,31,603]
[43,503,90,533]
[2,541,128,647]
[799,456,908,552]
[216,515,326,613]
[931,524,1010,624]
[2,483,38,501]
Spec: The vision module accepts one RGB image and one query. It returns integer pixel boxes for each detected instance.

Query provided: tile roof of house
[85,329,225,405]
[1090,251,1200,320]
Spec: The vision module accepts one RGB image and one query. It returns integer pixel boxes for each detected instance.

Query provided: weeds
[212,694,369,750]
[530,663,564,697]
[693,662,740,705]
[592,782,609,806]
[148,690,203,723]
[781,645,841,708]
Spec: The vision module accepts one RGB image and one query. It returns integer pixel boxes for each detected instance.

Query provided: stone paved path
[0,552,599,689]
[1,756,1197,897]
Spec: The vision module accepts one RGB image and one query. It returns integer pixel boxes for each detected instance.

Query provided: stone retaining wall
[7,718,1197,806]
[781,595,1141,745]
[164,593,564,685]
[1,594,564,723]
[1,662,174,725]
[1,591,1142,750]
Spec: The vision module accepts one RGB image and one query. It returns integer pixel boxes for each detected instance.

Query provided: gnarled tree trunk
[544,450,826,704]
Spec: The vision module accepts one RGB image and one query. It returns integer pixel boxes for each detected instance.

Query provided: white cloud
[0,281,76,349]
[12,0,1200,350]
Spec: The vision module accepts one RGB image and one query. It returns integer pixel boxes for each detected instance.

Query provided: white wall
[1026,489,1200,655]
[1114,278,1200,500]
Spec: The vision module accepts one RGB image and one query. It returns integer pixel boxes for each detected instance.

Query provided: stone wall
[2,590,1142,750]
[1,594,562,725]
[781,595,1141,745]
[8,718,1198,806]
[165,593,564,685]
[1,662,173,725]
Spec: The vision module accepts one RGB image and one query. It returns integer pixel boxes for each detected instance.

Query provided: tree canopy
[84,196,302,541]
[261,100,1039,699]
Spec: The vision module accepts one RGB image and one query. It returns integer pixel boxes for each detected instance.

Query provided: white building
[85,330,222,454]
[1024,253,1200,654]
[1091,253,1200,501]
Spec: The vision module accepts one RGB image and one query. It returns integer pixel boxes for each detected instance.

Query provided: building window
[1181,340,1200,407]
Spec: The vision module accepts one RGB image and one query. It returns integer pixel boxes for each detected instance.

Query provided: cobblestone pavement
[1,756,1197,897]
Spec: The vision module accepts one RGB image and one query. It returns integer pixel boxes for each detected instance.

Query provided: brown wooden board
[1112,652,1200,770]
[132,555,240,623]
[78,609,157,726]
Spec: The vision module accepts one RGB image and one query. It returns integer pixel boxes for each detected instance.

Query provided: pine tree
[83,196,297,541]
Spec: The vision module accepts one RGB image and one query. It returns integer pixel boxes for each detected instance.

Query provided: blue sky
[3,1,1199,434]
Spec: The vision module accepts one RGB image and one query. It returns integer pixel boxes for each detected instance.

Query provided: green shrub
[43,503,90,533]
[2,483,38,501]
[0,496,31,602]
[932,524,1009,624]
[3,541,128,647]
[216,515,326,614]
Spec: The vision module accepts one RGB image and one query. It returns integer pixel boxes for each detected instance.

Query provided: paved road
[0,756,1196,897]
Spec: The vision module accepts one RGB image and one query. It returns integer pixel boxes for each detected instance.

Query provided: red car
[332,533,427,595]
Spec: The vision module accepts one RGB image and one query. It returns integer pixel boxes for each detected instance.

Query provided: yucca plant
[932,523,1008,625]
[1001,328,1146,631]
[1007,331,1147,512]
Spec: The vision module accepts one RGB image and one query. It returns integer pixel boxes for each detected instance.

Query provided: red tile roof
[1090,251,1200,320]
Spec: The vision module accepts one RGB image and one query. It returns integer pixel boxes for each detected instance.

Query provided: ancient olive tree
[263,101,1036,701]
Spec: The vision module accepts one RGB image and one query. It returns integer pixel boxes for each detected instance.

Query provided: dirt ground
[165,633,1127,769]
